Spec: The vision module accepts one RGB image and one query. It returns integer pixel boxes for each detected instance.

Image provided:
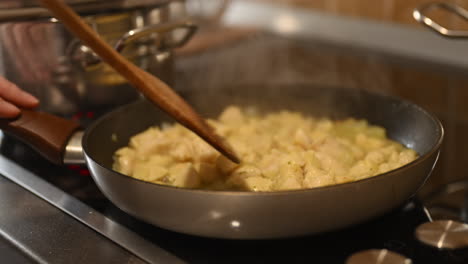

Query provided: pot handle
[69,19,197,67]
[115,19,198,53]
[413,2,468,38]
[0,110,81,165]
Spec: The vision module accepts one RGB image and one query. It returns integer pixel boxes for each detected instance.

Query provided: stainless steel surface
[346,249,412,264]
[413,2,468,38]
[0,237,36,264]
[0,2,191,116]
[221,0,468,73]
[420,180,468,222]
[0,133,184,264]
[81,86,443,239]
[415,220,468,249]
[0,173,149,263]
[115,19,197,53]
[64,131,85,164]
[77,19,197,67]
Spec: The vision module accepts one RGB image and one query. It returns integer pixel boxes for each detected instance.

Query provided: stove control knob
[346,249,412,264]
[415,220,468,249]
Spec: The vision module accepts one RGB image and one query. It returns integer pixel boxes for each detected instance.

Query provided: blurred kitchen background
[1,1,468,262]
[171,0,468,202]
[0,0,465,209]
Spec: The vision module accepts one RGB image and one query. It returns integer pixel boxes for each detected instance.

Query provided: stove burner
[421,180,468,223]
[346,249,412,264]
[415,220,468,249]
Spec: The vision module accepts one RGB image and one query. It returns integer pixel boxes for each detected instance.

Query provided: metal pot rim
[0,0,171,22]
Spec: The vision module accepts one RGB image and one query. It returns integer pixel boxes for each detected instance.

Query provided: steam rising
[174,33,393,99]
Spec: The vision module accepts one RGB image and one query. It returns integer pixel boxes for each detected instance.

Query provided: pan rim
[82,85,444,196]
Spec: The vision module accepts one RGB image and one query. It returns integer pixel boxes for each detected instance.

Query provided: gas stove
[1,134,468,264]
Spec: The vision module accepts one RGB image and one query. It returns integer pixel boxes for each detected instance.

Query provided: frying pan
[0,84,443,239]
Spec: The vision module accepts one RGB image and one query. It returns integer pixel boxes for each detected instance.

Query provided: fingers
[0,76,39,118]
[0,97,21,118]
[0,76,39,108]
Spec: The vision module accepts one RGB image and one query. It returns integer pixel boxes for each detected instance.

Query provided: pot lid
[0,0,172,21]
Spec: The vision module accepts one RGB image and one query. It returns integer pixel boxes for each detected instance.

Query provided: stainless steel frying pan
[0,85,444,239]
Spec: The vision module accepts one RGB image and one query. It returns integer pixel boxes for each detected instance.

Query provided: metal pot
[0,0,196,116]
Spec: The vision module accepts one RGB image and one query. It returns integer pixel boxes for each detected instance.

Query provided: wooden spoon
[38,0,240,163]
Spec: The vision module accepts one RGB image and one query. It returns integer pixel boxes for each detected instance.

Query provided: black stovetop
[2,136,468,264]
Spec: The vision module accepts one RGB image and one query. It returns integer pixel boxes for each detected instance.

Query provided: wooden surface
[252,0,468,29]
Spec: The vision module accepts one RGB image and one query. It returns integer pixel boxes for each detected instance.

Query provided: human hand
[0,76,39,118]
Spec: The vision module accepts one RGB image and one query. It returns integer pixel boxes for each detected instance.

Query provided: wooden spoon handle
[0,110,80,165]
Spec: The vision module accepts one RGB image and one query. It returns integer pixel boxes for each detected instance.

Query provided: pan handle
[0,110,81,165]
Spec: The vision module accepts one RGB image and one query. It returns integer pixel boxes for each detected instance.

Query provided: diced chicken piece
[316,138,355,167]
[294,129,313,149]
[276,138,304,153]
[258,152,281,179]
[380,145,398,157]
[228,138,249,156]
[389,151,399,163]
[399,149,417,165]
[275,162,304,190]
[366,126,386,139]
[129,128,172,157]
[129,127,160,148]
[337,138,365,160]
[113,147,136,175]
[303,166,335,188]
[378,163,392,174]
[148,155,173,167]
[316,119,333,132]
[219,106,244,125]
[365,150,385,165]
[345,160,377,182]
[355,133,385,151]
[191,138,219,163]
[195,162,220,184]
[281,152,306,167]
[168,163,201,188]
[243,153,258,164]
[243,177,272,191]
[276,175,303,190]
[115,147,135,156]
[169,140,193,162]
[227,165,262,188]
[310,130,328,148]
[132,162,168,182]
[301,150,321,168]
[207,119,232,136]
[315,152,347,176]
[216,155,239,174]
